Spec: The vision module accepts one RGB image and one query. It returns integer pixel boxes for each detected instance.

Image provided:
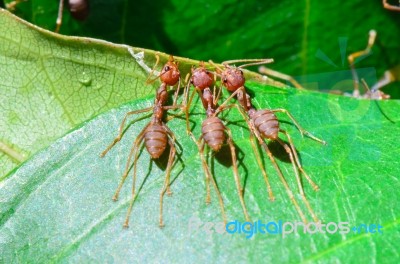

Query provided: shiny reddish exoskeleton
[210,59,326,223]
[190,64,226,151]
[101,55,182,228]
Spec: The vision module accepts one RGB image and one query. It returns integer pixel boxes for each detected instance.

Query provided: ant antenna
[222,58,274,69]
[360,78,371,93]
[208,60,224,73]
[146,54,161,84]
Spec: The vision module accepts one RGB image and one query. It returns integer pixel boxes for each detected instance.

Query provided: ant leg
[205,149,227,225]
[213,85,223,106]
[159,137,177,228]
[193,135,211,204]
[112,124,149,201]
[258,66,304,89]
[279,129,319,191]
[182,73,191,106]
[100,107,153,157]
[348,30,376,97]
[214,102,275,201]
[271,108,326,145]
[275,137,319,223]
[185,88,199,134]
[190,133,227,224]
[55,0,64,33]
[371,65,400,94]
[248,134,275,201]
[172,76,181,107]
[145,54,160,84]
[163,125,178,195]
[122,136,145,228]
[225,128,251,222]
[256,134,308,223]
[371,70,394,92]
[214,87,247,116]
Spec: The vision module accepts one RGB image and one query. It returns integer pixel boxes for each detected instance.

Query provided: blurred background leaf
[3,0,400,97]
[0,9,270,178]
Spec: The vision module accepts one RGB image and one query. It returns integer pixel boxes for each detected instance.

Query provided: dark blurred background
[3,0,400,97]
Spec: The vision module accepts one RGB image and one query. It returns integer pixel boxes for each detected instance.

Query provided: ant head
[160,57,180,86]
[221,67,245,92]
[191,64,214,90]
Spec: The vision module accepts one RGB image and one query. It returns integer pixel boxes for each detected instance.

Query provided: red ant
[6,0,89,33]
[184,62,251,223]
[100,55,182,228]
[210,59,326,223]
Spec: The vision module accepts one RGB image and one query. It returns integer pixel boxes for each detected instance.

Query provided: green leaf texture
[0,9,210,176]
[1,82,399,262]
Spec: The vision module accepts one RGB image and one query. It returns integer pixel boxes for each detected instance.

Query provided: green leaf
[0,9,227,176]
[1,81,399,262]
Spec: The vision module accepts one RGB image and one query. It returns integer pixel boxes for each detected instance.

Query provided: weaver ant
[210,59,326,223]
[184,62,251,223]
[100,55,182,228]
[6,0,89,33]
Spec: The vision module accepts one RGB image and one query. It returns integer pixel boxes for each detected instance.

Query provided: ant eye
[240,70,243,75]
[223,78,228,83]
[164,66,170,71]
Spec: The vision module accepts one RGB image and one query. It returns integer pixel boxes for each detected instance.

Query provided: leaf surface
[1,81,399,262]
[0,9,222,176]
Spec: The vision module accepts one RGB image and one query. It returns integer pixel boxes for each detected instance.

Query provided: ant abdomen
[144,124,168,159]
[251,110,279,140]
[68,0,90,21]
[201,116,226,152]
